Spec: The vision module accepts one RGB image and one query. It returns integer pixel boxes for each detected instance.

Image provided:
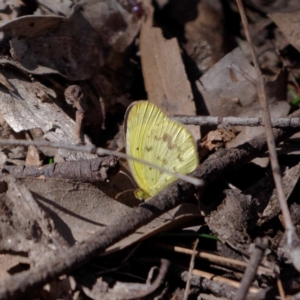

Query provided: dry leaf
[184,0,227,73]
[269,11,300,53]
[25,145,42,166]
[1,0,141,80]
[205,162,300,251]
[20,178,201,252]
[247,162,300,226]
[140,0,199,140]
[205,189,252,251]
[197,47,257,117]
[36,0,73,16]
[0,68,95,160]
[0,175,69,266]
[21,178,131,244]
[201,125,239,151]
[198,47,290,166]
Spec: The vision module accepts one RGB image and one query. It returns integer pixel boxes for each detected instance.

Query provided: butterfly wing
[142,118,199,196]
[125,101,165,197]
[125,101,198,199]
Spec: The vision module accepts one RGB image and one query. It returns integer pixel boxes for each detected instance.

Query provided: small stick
[233,237,269,300]
[0,139,203,188]
[171,115,300,128]
[179,268,259,298]
[183,239,199,300]
[0,156,118,183]
[136,259,170,298]
[236,0,300,271]
[275,265,286,300]
[151,242,273,276]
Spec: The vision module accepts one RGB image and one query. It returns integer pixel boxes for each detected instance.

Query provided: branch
[234,237,269,300]
[0,139,202,187]
[171,115,300,128]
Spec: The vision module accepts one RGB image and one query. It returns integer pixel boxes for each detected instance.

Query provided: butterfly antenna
[118,170,138,188]
[115,189,136,200]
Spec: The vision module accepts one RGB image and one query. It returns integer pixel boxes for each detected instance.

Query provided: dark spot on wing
[177,153,183,162]
[145,146,153,151]
[163,133,171,143]
[163,133,176,149]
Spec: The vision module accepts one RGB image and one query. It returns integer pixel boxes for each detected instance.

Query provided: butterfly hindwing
[125,101,198,199]
[142,119,198,194]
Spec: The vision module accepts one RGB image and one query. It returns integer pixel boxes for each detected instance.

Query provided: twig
[0,156,118,183]
[0,109,299,299]
[126,258,170,299]
[275,265,286,300]
[194,109,300,184]
[171,115,300,128]
[183,239,199,300]
[0,139,202,187]
[236,1,299,271]
[234,237,269,300]
[178,268,259,299]
[151,242,273,276]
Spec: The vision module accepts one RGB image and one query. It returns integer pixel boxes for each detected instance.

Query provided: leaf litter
[0,0,300,299]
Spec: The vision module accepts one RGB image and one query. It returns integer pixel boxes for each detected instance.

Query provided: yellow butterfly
[124,101,199,200]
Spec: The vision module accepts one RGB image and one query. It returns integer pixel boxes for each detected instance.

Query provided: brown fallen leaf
[25,145,42,166]
[0,68,96,160]
[269,11,300,53]
[247,162,300,226]
[184,0,228,73]
[198,47,290,166]
[140,0,199,140]
[200,125,239,152]
[36,0,73,16]
[197,47,257,117]
[204,162,300,251]
[204,189,252,252]
[20,178,201,253]
[0,174,69,266]
[1,0,141,81]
